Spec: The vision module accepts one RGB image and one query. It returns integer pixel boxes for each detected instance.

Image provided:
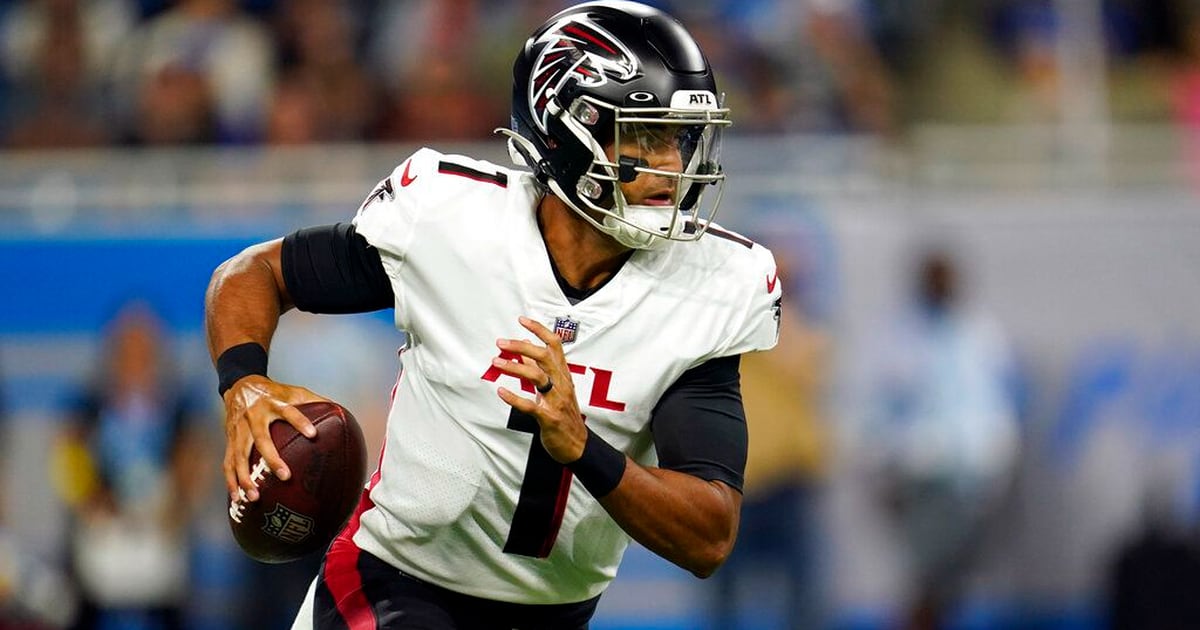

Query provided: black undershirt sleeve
[650,354,747,493]
[280,223,395,314]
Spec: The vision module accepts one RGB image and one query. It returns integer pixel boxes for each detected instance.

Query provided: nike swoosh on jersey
[400,161,418,187]
[766,271,778,293]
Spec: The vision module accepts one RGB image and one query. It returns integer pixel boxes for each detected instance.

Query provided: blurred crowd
[3,0,1200,150]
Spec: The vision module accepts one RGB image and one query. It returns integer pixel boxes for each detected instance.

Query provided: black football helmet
[501,0,730,250]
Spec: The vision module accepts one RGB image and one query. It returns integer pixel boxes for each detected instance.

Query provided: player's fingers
[520,355,561,397]
[489,354,544,384]
[223,443,239,500]
[497,337,550,363]
[234,425,258,501]
[497,386,539,415]
[248,415,291,482]
[222,415,240,496]
[519,316,562,352]
[278,401,318,439]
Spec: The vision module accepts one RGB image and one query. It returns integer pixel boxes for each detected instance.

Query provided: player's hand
[221,375,325,503]
[494,316,588,464]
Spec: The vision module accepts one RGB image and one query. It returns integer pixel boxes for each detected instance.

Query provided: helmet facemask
[560,94,730,250]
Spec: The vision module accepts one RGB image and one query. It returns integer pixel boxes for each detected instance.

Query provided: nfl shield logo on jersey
[553,316,579,344]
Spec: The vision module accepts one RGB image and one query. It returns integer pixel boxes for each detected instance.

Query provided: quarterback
[205,1,781,628]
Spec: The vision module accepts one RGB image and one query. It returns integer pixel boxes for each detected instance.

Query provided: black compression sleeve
[281,223,394,314]
[650,355,747,492]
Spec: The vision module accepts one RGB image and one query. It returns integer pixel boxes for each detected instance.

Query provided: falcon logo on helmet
[528,16,640,133]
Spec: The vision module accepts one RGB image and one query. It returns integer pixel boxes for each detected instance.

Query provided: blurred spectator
[802,0,896,135]
[675,0,896,135]
[1,0,134,90]
[265,78,321,145]
[367,0,522,140]
[268,0,377,144]
[377,56,504,141]
[988,0,1066,123]
[131,64,215,145]
[916,0,1153,126]
[1,0,133,148]
[110,0,275,144]
[851,248,1019,630]
[894,0,1173,125]
[52,302,208,630]
[710,245,831,630]
[1161,2,1200,191]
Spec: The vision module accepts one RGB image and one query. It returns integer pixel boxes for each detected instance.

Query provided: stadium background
[3,0,1200,628]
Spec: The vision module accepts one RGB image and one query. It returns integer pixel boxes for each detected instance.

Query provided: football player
[205,2,782,628]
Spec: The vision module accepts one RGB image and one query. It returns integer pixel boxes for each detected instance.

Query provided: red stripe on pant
[322,362,399,628]
[323,466,382,629]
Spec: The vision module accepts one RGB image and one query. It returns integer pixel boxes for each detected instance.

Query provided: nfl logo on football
[554,316,579,344]
[262,504,315,544]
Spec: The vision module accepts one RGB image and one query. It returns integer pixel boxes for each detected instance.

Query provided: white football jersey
[348,147,781,605]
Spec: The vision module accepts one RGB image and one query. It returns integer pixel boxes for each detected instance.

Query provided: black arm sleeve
[281,223,395,314]
[650,354,747,493]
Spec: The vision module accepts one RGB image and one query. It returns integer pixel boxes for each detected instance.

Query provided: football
[228,401,367,563]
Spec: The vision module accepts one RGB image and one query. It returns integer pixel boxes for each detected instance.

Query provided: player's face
[607,122,699,206]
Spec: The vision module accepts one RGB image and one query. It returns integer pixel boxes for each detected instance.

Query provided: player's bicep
[230,237,293,309]
[280,223,394,314]
[650,355,747,493]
